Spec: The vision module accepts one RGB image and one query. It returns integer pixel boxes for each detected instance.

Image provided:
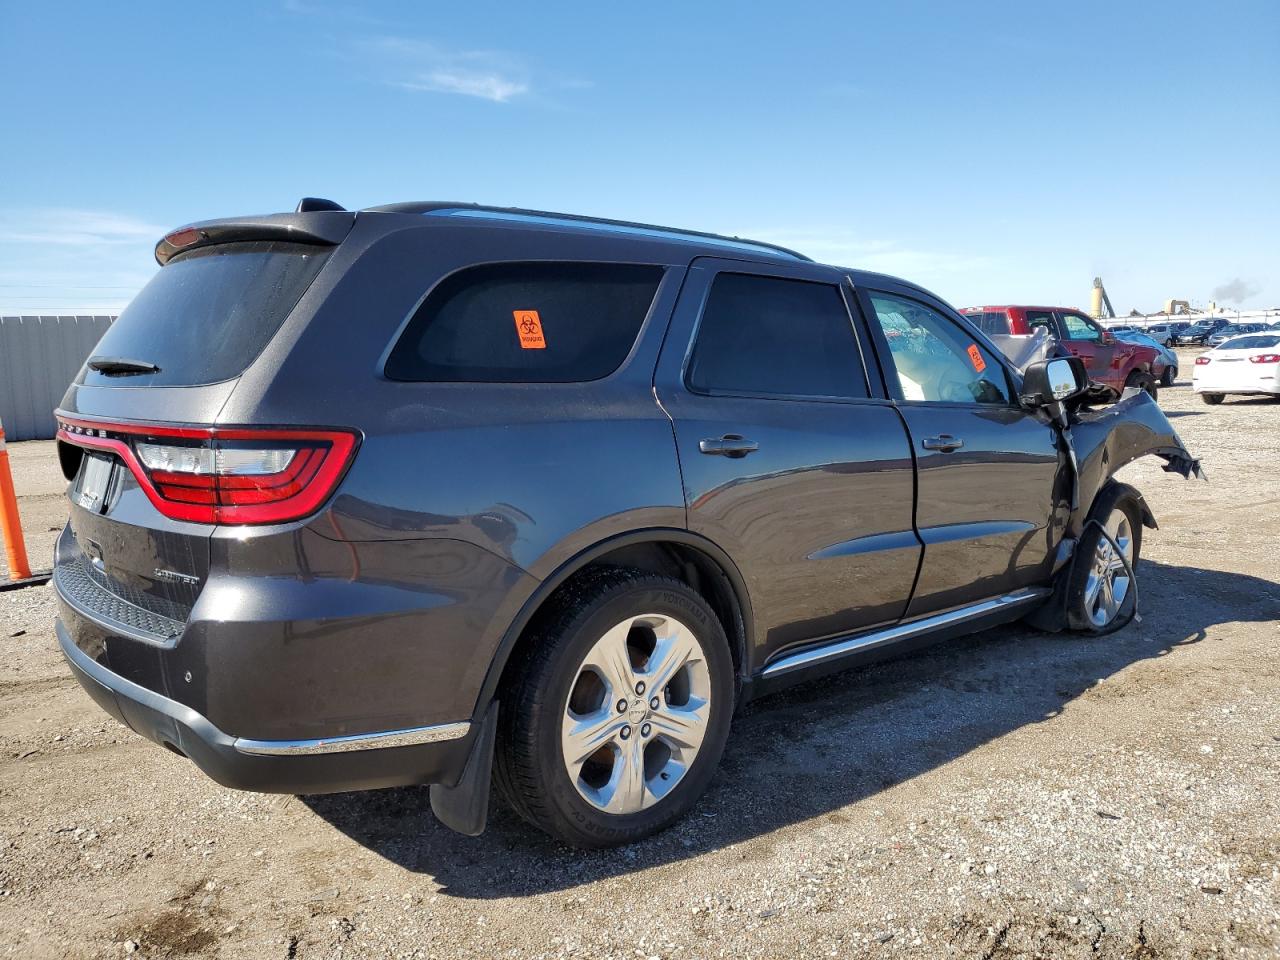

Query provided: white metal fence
[0,315,114,441]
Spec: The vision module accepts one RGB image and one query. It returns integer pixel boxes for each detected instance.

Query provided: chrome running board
[760,587,1050,680]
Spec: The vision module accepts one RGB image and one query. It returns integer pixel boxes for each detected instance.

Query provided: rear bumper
[58,619,476,794]
[1193,375,1280,395]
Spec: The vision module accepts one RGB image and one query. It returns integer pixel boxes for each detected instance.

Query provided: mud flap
[429,702,498,837]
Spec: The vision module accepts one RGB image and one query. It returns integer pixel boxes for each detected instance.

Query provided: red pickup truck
[962,305,1164,398]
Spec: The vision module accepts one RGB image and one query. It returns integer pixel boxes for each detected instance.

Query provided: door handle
[921,435,964,453]
[699,435,759,458]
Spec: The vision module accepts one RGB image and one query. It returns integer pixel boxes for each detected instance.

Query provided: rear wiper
[87,356,160,376]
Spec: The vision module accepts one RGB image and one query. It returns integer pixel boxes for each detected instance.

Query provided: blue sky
[1,0,1276,315]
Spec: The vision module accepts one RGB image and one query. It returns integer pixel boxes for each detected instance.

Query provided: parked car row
[1101,318,1280,348]
[1175,318,1280,346]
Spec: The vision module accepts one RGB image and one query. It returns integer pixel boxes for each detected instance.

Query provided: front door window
[866,294,1010,405]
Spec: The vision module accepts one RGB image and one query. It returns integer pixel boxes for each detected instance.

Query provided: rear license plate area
[74,452,116,513]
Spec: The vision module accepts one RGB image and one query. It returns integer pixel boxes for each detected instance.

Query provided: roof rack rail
[362,201,811,262]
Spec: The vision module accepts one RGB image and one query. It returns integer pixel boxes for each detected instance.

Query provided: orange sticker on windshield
[513,310,546,349]
[966,343,987,372]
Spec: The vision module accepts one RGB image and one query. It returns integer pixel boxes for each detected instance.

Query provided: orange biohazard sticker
[513,310,546,349]
[966,343,986,373]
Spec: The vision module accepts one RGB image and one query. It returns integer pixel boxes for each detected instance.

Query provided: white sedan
[1193,333,1280,404]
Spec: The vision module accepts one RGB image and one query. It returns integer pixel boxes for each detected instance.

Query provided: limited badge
[513,310,546,349]
[966,343,986,372]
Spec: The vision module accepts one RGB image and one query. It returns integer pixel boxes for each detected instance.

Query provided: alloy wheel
[561,614,710,813]
[1083,510,1134,628]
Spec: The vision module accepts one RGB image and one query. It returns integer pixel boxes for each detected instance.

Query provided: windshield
[79,241,330,387]
[1117,333,1158,347]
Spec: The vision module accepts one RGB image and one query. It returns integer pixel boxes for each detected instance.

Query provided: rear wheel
[1125,370,1158,399]
[495,568,734,847]
[1201,392,1225,405]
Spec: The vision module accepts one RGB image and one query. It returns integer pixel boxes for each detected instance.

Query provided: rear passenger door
[655,258,919,669]
[859,288,1063,617]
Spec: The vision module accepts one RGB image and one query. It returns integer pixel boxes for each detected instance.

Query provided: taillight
[1249,354,1280,364]
[1195,356,1211,365]
[55,416,358,524]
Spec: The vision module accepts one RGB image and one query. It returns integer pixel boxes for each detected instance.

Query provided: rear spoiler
[155,210,356,265]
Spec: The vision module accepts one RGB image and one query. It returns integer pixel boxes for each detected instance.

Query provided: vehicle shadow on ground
[302,559,1278,898]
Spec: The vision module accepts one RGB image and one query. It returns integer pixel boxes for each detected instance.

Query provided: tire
[1066,494,1142,633]
[1125,370,1158,400]
[494,567,735,847]
[1160,366,1176,387]
[1201,392,1225,405]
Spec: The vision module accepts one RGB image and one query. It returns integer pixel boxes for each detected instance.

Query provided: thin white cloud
[395,70,528,103]
[363,36,532,103]
[0,209,167,247]
[365,37,531,103]
[0,209,161,312]
[743,227,993,278]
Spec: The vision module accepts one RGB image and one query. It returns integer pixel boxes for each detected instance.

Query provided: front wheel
[1125,370,1158,400]
[495,568,735,847]
[1201,392,1225,405]
[1161,366,1176,387]
[1067,498,1142,633]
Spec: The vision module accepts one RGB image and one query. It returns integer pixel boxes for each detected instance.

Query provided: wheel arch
[472,529,755,722]
[1091,479,1157,531]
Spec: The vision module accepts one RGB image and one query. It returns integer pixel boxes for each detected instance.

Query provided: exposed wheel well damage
[1025,479,1151,633]
[1065,390,1203,539]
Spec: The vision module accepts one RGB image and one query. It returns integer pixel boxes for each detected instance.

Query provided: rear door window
[80,241,330,387]
[1024,309,1056,336]
[386,262,663,382]
[968,311,1011,336]
[686,273,869,400]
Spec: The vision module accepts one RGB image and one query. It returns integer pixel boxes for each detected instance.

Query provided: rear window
[385,262,663,382]
[967,311,1011,336]
[80,241,330,387]
[1220,335,1280,349]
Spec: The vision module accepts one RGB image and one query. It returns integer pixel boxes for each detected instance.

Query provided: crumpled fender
[1063,389,1206,537]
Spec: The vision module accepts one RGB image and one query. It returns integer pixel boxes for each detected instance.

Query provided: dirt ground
[2,352,1277,959]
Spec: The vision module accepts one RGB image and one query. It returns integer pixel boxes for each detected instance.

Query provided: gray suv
[54,200,1201,847]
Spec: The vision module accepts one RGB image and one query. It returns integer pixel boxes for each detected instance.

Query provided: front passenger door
[1056,310,1116,384]
[861,289,1064,618]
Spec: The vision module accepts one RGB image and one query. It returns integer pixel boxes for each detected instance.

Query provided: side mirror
[1099,330,1115,345]
[1020,356,1087,408]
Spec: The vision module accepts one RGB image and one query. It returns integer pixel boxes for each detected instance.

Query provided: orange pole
[0,418,32,581]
